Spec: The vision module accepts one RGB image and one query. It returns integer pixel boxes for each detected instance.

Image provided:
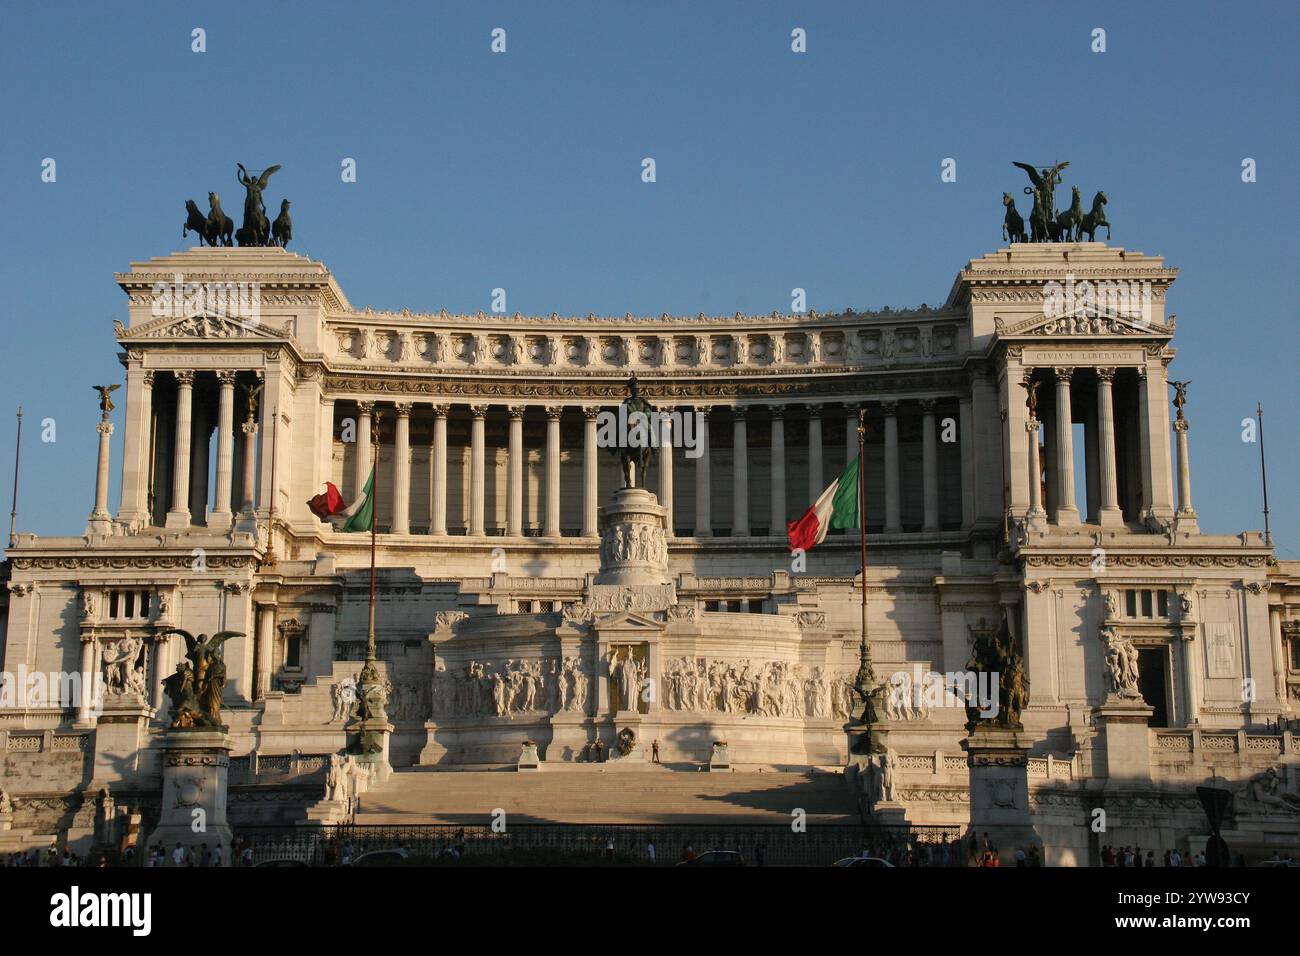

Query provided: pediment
[118,312,287,341]
[593,611,664,631]
[995,309,1173,339]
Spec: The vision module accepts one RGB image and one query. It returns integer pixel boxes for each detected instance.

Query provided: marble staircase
[354,766,858,825]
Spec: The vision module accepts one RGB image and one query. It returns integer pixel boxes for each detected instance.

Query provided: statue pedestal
[709,740,731,771]
[595,487,671,587]
[1093,698,1154,783]
[517,740,541,771]
[347,719,393,786]
[961,725,1040,865]
[89,698,154,785]
[146,730,234,865]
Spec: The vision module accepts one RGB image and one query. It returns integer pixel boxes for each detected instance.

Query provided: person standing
[645,840,656,864]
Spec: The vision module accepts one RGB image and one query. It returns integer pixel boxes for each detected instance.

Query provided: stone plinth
[517,740,541,771]
[709,740,731,771]
[1093,698,1154,783]
[595,487,670,586]
[962,725,1041,865]
[146,730,234,865]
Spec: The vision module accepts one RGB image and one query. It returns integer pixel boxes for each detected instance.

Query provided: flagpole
[367,414,380,665]
[851,404,875,753]
[1256,403,1271,548]
[8,406,22,548]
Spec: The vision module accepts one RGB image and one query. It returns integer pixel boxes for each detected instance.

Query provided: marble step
[354,769,858,824]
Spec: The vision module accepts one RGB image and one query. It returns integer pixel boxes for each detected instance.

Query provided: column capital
[731,405,747,421]
[96,420,114,437]
[242,420,259,435]
[769,404,785,419]
[1173,417,1190,433]
[880,399,899,416]
[216,370,237,385]
[468,403,489,419]
[394,402,412,417]
[582,406,601,421]
[431,403,450,418]
[1025,419,1040,433]
[805,402,822,416]
[174,370,196,386]
[507,404,527,420]
[356,400,375,415]
[1052,366,1074,383]
[544,405,565,420]
[696,404,713,417]
[1094,366,1116,383]
[142,370,156,388]
[918,398,938,414]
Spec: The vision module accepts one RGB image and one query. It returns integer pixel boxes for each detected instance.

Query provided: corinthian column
[165,371,195,529]
[238,416,259,523]
[430,404,449,535]
[882,401,901,534]
[920,399,939,532]
[1027,419,1045,522]
[116,367,154,529]
[87,413,115,536]
[694,406,711,537]
[507,405,525,536]
[1052,367,1080,525]
[209,371,236,531]
[807,403,823,500]
[392,402,412,534]
[1174,417,1197,528]
[732,407,749,536]
[354,401,373,494]
[769,406,786,536]
[1095,368,1123,527]
[544,405,563,538]
[659,409,674,538]
[469,404,487,536]
[583,407,599,537]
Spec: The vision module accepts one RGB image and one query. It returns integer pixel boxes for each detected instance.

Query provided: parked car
[676,850,746,867]
[831,856,896,868]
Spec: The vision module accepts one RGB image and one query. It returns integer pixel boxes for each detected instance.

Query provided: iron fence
[229,822,962,867]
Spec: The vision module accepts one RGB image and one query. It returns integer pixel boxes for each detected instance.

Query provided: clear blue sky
[0,1,1295,552]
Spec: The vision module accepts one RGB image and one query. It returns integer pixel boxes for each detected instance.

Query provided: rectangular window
[704,600,720,612]
[124,591,135,619]
[538,600,554,613]
[1157,590,1169,618]
[748,600,765,614]
[727,600,742,613]
[285,635,301,669]
[109,591,120,619]
[517,600,532,613]
[1125,590,1137,618]
[1290,640,1300,672]
[1140,590,1153,618]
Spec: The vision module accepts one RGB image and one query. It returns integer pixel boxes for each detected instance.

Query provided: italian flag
[786,457,860,551]
[307,470,374,532]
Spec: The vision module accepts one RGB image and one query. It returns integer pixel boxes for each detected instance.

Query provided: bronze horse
[205,192,234,247]
[1002,193,1026,243]
[1080,191,1110,241]
[1055,186,1083,242]
[183,200,209,245]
